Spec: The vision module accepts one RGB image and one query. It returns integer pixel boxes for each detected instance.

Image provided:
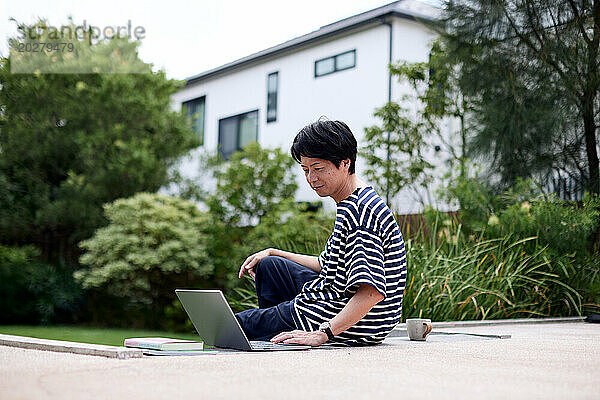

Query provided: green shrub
[201,142,303,304]
[75,193,212,328]
[244,203,333,256]
[442,175,498,235]
[227,203,334,312]
[489,194,599,256]
[0,245,83,325]
[206,142,298,225]
[444,176,600,252]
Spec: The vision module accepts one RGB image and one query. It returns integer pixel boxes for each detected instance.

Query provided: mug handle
[422,322,432,338]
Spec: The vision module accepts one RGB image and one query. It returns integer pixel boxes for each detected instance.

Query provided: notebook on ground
[175,289,310,352]
[124,337,204,351]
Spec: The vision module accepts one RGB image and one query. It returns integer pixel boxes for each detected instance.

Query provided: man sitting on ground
[236,119,407,347]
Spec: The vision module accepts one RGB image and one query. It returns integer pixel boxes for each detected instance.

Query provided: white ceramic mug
[406,318,433,341]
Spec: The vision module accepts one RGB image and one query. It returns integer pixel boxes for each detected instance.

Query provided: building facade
[171,0,456,214]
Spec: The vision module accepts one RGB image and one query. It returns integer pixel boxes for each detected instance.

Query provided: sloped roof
[185,0,439,86]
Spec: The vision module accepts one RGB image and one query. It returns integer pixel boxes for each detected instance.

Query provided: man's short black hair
[291,118,357,175]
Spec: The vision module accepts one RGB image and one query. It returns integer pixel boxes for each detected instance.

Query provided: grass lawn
[0,325,201,347]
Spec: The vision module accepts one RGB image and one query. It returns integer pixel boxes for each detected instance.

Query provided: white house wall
[171,16,455,214]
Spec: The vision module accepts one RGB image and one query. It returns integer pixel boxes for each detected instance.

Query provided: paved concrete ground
[1,322,598,400]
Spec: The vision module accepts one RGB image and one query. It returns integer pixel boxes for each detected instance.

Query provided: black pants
[235,256,318,340]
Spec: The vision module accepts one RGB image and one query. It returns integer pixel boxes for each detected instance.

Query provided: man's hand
[238,248,272,279]
[270,330,328,347]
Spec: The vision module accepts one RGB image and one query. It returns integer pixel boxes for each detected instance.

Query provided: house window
[182,96,205,145]
[314,50,356,78]
[218,110,259,159]
[266,72,278,123]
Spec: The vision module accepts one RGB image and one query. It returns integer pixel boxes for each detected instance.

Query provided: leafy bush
[75,193,212,328]
[244,203,333,256]
[206,142,298,225]
[227,203,334,312]
[441,175,498,235]
[442,176,600,252]
[489,194,599,255]
[201,142,303,298]
[0,245,83,325]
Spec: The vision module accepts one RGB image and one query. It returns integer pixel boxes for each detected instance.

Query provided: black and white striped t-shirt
[291,186,407,346]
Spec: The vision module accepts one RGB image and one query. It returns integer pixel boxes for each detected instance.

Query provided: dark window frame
[266,71,278,123]
[218,109,259,160]
[314,49,356,78]
[182,95,206,146]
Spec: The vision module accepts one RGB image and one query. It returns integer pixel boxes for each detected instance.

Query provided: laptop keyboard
[250,341,303,349]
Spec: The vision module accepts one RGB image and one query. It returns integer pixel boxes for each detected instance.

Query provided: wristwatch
[319,321,335,341]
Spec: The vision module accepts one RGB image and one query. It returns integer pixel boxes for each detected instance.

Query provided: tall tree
[0,20,199,266]
[439,0,600,195]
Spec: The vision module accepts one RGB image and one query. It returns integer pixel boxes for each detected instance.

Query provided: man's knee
[256,256,287,283]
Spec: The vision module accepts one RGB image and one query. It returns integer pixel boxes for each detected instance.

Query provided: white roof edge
[184,0,439,86]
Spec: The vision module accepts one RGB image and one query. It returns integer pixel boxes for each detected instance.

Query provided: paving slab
[0,327,503,358]
[1,321,599,400]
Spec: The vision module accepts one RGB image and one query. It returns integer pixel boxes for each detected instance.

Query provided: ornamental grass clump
[402,215,587,322]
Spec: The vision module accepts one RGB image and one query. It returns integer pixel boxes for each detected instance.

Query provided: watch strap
[320,323,334,341]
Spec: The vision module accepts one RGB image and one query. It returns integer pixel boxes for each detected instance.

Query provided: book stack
[124,337,216,356]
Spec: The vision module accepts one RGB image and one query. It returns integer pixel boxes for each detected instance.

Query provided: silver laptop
[175,289,311,352]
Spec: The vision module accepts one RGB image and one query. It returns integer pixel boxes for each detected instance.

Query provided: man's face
[300,156,350,198]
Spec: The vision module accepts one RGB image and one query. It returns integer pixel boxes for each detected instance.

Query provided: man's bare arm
[269,248,321,273]
[271,284,384,346]
[238,248,321,279]
[328,284,384,335]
